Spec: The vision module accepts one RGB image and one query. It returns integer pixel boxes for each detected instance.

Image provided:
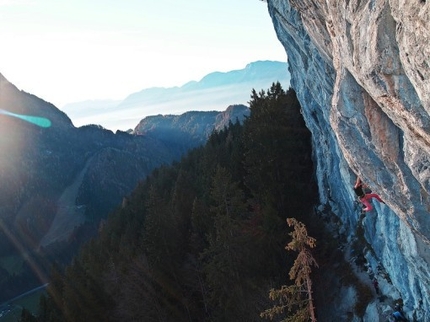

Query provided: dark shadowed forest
[20,83,326,322]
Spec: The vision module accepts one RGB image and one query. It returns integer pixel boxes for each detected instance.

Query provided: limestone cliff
[267,0,429,320]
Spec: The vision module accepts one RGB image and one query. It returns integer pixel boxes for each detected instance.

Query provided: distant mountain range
[61,60,289,131]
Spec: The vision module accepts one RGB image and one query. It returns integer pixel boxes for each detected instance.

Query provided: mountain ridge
[133,104,250,152]
[0,73,252,303]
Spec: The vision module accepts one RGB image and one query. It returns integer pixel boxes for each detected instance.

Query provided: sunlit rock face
[267,0,429,320]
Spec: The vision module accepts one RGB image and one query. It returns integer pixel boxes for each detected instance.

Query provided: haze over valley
[61,60,290,131]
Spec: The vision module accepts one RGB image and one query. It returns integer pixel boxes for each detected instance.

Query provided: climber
[353,176,385,212]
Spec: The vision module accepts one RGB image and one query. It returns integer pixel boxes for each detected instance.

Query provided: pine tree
[201,166,250,320]
[243,83,313,218]
[261,218,318,322]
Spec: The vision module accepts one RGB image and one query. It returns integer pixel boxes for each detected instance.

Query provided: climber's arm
[354,176,362,189]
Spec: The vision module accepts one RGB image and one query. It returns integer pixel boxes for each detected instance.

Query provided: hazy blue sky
[0,0,286,108]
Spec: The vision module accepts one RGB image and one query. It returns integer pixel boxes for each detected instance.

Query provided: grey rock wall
[267,0,430,320]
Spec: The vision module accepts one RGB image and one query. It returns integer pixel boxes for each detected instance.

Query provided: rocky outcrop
[267,0,429,320]
[133,104,250,151]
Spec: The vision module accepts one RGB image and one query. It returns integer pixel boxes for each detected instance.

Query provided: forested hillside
[23,84,319,322]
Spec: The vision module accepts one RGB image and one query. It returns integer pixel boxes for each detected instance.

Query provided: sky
[0,0,287,109]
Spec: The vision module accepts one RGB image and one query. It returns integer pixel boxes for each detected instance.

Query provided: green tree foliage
[200,166,252,320]
[243,83,312,215]
[242,82,316,280]
[261,218,318,322]
[31,84,317,322]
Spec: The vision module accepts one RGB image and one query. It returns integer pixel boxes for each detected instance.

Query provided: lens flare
[0,109,51,128]
[0,220,49,285]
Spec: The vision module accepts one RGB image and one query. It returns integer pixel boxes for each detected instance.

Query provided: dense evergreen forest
[21,83,320,322]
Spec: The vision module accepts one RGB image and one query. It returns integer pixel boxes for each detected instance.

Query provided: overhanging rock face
[267,0,429,320]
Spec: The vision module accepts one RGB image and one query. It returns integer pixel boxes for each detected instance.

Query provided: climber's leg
[367,193,384,204]
[360,197,373,212]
